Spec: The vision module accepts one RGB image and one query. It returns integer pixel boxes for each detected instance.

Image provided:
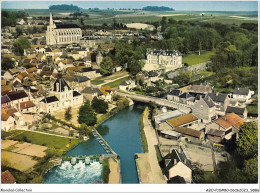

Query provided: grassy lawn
[11,130,81,151]
[91,77,105,85]
[102,76,129,88]
[247,104,258,117]
[183,51,215,66]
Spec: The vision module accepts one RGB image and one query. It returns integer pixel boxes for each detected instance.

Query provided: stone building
[192,96,216,123]
[46,13,82,45]
[143,49,182,72]
[39,73,83,113]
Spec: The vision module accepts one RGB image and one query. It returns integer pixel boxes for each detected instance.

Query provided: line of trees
[142,6,174,11]
[49,4,81,11]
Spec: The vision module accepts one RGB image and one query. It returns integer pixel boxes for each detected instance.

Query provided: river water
[43,104,145,184]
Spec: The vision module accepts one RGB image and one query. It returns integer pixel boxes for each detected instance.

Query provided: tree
[13,36,31,56]
[242,155,258,183]
[160,16,167,32]
[236,122,258,159]
[78,100,97,126]
[100,56,114,76]
[128,57,143,76]
[64,106,72,121]
[78,123,92,136]
[91,97,109,114]
[1,58,15,70]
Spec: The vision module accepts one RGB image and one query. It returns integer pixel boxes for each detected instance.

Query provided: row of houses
[156,109,245,144]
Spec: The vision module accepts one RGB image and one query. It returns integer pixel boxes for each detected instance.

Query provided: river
[43,103,145,184]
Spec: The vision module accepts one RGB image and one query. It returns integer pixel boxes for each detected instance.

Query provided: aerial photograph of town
[0,0,258,191]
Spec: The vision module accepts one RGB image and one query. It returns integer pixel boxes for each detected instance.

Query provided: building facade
[143,50,182,72]
[46,13,82,45]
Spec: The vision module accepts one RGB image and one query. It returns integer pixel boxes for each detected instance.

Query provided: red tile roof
[215,113,244,130]
[1,170,16,184]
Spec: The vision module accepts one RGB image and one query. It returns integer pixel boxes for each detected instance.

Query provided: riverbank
[135,108,166,184]
[108,157,121,184]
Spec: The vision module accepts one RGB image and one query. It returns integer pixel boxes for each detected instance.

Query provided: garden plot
[1,151,38,172]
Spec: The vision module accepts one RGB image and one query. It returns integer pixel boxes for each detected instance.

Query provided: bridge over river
[117,92,191,114]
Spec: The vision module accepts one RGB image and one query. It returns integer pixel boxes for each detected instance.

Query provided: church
[39,73,83,113]
[46,13,82,45]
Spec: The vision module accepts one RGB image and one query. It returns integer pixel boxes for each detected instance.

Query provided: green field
[102,76,129,88]
[91,77,105,85]
[11,130,81,151]
[183,51,215,66]
[4,9,257,25]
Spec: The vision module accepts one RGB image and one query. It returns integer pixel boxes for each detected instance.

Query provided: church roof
[55,24,80,29]
[53,77,72,92]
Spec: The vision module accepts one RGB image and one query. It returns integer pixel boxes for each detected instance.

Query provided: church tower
[46,13,56,45]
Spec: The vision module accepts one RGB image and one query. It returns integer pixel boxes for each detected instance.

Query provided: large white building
[46,13,82,45]
[39,73,83,113]
[143,49,183,72]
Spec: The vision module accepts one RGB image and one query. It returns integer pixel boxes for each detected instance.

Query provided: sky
[1,1,258,11]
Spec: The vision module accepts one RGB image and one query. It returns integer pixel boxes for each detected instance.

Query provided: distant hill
[142,6,174,11]
[49,4,81,11]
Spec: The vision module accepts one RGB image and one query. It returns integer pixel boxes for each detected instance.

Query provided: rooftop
[166,113,198,128]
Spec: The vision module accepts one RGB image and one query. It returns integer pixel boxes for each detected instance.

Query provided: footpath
[136,111,166,184]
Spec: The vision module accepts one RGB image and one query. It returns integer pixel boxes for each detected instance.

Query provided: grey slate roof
[203,96,215,108]
[55,24,80,29]
[208,93,228,103]
[81,87,102,95]
[226,106,246,116]
[1,95,11,104]
[73,91,81,97]
[179,92,192,99]
[40,96,59,103]
[7,91,28,101]
[74,76,90,83]
[233,88,250,96]
[147,49,182,56]
[168,89,182,97]
[53,77,71,92]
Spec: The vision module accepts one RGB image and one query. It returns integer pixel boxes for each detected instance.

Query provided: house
[119,79,136,91]
[39,96,60,113]
[72,76,91,92]
[166,113,199,128]
[99,86,116,102]
[1,84,13,96]
[225,106,247,120]
[173,127,204,143]
[136,71,149,87]
[1,170,16,184]
[167,89,182,102]
[188,83,213,95]
[18,101,37,114]
[179,92,193,104]
[155,110,184,129]
[81,87,103,102]
[207,92,230,115]
[1,95,11,109]
[164,150,192,184]
[233,88,254,102]
[205,113,245,142]
[3,68,20,81]
[7,91,29,106]
[192,95,216,123]
[1,110,15,131]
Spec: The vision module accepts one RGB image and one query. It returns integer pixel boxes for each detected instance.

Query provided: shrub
[101,159,110,183]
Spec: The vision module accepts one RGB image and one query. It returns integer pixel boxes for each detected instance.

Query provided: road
[117,92,191,114]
